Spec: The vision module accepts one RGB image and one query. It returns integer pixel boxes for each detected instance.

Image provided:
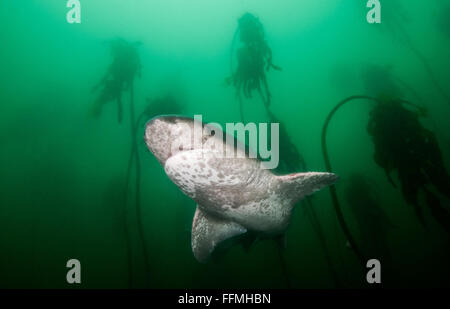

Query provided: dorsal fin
[276,172,338,203]
[191,206,247,263]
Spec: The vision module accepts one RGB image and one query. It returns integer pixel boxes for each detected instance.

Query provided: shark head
[145,115,199,165]
[145,115,237,166]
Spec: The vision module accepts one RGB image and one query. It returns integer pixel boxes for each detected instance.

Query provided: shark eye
[210,131,215,136]
[179,145,183,151]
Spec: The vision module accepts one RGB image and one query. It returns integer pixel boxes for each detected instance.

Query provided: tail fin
[277,172,339,203]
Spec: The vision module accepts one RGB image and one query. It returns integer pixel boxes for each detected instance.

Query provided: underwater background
[0,0,449,288]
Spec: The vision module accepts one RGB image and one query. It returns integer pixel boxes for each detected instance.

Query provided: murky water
[0,0,449,288]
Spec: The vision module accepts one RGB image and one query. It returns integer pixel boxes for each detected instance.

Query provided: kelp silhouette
[369,0,450,105]
[227,13,281,122]
[91,38,142,123]
[322,95,450,270]
[344,173,393,271]
[367,99,450,232]
[91,38,150,287]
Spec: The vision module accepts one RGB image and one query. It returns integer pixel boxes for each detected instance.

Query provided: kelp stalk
[321,95,380,267]
[128,82,151,286]
[394,20,450,105]
[321,95,424,267]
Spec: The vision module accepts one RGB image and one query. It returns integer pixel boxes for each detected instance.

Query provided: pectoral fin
[277,172,339,203]
[191,206,246,263]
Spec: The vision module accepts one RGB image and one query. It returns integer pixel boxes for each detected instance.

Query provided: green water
[1,0,449,288]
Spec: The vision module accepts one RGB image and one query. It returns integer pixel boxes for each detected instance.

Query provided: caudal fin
[277,172,339,203]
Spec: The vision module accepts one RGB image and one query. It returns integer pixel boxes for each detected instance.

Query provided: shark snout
[145,115,199,166]
[144,116,173,165]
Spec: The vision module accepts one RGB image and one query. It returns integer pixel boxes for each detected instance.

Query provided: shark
[144,115,338,262]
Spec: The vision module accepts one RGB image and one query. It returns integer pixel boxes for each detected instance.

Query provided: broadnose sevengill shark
[144,115,338,262]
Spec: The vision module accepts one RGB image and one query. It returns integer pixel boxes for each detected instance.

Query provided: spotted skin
[145,115,338,262]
